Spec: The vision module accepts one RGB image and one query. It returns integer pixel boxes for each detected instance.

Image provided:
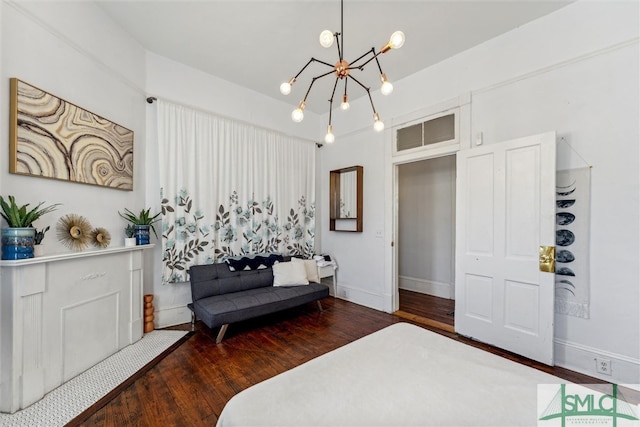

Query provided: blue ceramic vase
[1,227,36,260]
[134,225,150,245]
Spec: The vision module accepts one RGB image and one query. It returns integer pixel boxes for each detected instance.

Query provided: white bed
[216,322,565,426]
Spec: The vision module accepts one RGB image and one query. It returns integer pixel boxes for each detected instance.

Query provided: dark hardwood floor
[399,289,455,326]
[77,297,617,427]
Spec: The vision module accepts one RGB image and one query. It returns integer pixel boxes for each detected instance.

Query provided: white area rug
[217,323,566,426]
[0,330,188,427]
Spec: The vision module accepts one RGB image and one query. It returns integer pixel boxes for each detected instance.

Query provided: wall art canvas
[9,78,134,190]
[555,167,591,318]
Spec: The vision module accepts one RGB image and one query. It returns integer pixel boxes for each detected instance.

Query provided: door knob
[539,245,555,273]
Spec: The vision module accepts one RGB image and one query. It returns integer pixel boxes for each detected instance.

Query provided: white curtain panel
[156,100,315,283]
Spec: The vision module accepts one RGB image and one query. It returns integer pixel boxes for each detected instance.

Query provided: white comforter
[216,322,564,426]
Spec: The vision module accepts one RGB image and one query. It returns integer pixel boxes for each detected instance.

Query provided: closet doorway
[396,155,456,330]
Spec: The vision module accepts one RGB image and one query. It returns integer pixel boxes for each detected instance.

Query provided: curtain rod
[144,95,321,147]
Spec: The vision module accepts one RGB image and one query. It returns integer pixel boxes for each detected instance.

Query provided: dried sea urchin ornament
[91,227,111,248]
[57,214,92,250]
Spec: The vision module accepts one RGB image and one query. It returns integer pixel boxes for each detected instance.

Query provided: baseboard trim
[155,304,192,328]
[399,276,452,299]
[336,285,385,311]
[554,338,640,385]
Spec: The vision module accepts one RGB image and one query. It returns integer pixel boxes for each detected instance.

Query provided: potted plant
[119,208,161,245]
[0,195,60,260]
[34,226,50,256]
[124,224,137,247]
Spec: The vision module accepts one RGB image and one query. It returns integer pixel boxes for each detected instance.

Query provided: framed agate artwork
[9,78,134,191]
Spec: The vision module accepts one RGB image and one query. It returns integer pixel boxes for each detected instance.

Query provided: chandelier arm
[366,89,378,115]
[293,58,335,79]
[351,48,385,71]
[312,58,337,69]
[302,69,337,102]
[346,73,369,92]
[347,48,376,70]
[347,74,377,114]
[335,33,343,61]
[374,56,384,75]
[328,77,340,125]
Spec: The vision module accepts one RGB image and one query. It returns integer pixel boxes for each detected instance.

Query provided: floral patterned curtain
[156,101,315,283]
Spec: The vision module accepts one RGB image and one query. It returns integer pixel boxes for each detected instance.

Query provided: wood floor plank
[79,297,610,426]
[399,289,455,326]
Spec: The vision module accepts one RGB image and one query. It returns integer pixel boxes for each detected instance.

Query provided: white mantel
[0,245,153,413]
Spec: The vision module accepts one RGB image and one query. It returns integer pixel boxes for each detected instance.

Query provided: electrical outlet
[596,358,612,376]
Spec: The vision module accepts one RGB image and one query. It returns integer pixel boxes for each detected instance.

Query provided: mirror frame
[330,165,363,232]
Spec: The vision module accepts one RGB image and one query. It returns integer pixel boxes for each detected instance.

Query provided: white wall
[398,157,455,299]
[320,129,387,309]
[0,2,147,253]
[319,0,639,383]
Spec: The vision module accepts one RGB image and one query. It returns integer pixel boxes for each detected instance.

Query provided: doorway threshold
[394,310,455,333]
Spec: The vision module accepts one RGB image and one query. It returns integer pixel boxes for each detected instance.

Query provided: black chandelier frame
[282,0,402,142]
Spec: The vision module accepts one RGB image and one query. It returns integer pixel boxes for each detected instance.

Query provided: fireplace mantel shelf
[0,244,155,267]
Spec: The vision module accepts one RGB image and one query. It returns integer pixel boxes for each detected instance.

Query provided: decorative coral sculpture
[57,214,92,250]
[92,227,111,248]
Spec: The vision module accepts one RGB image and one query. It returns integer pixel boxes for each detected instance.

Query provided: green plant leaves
[0,195,60,228]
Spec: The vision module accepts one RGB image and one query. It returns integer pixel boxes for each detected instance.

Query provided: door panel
[465,153,494,255]
[455,132,556,365]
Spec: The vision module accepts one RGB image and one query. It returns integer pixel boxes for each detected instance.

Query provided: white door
[455,132,556,365]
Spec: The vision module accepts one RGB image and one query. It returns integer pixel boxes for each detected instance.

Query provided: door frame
[383,94,471,313]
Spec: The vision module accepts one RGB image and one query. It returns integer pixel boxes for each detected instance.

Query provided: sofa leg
[190,311,196,332]
[316,300,323,312]
[216,324,229,344]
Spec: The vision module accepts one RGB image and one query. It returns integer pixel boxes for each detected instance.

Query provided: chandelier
[279,0,405,143]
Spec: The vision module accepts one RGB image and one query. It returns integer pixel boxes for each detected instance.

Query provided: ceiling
[96,0,574,114]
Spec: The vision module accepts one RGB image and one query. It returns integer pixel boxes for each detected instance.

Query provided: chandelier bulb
[280,77,296,95]
[381,81,393,95]
[319,30,335,48]
[291,101,306,123]
[380,74,394,96]
[280,82,292,96]
[324,125,335,144]
[373,113,384,132]
[340,94,350,111]
[388,31,405,49]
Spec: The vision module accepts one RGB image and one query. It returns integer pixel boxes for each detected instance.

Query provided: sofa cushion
[192,283,329,328]
[190,263,274,301]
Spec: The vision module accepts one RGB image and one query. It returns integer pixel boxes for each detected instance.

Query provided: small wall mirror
[330,165,363,232]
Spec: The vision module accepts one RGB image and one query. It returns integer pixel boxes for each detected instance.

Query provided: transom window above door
[395,110,458,155]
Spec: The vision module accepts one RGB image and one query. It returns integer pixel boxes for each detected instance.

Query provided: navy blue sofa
[188,258,329,343]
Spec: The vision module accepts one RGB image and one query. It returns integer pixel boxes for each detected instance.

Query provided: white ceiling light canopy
[279,0,404,143]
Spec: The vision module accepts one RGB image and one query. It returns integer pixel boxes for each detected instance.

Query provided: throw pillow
[273,261,309,286]
[292,257,320,283]
[226,254,284,271]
